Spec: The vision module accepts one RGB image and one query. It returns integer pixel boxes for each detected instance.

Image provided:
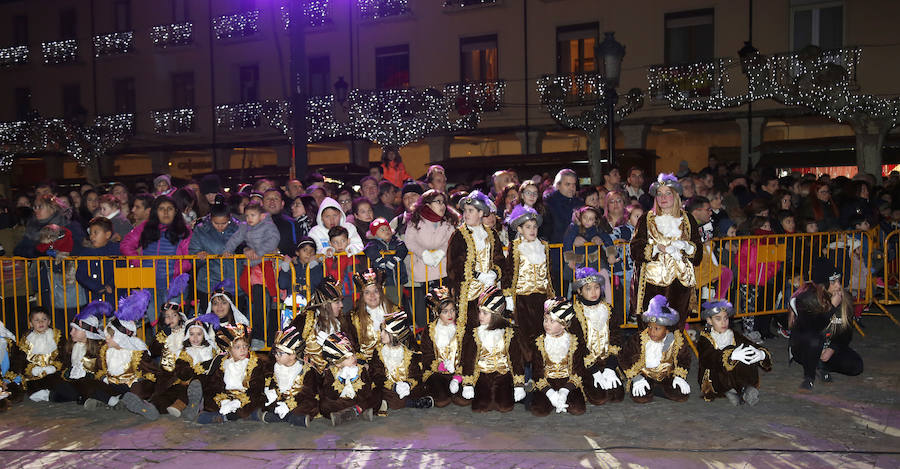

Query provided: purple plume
[76,300,113,321]
[116,289,152,322]
[701,299,732,311]
[166,273,190,302]
[644,294,679,324]
[213,278,235,294]
[194,313,221,330]
[657,173,678,184]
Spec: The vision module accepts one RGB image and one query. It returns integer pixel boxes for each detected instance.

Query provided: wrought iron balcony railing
[150,22,194,48]
[93,31,135,57]
[152,108,196,134]
[0,45,29,68]
[213,10,260,40]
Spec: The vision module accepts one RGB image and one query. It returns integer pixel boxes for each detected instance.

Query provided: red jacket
[382,162,411,188]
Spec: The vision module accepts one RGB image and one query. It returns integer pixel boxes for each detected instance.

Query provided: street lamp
[596,31,625,169]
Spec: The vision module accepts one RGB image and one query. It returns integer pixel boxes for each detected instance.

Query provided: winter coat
[403,218,456,283]
[188,215,241,292]
[308,197,364,256]
[223,215,281,266]
[544,190,584,244]
[364,236,409,286]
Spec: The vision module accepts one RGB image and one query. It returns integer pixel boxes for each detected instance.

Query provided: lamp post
[334,76,349,107]
[289,0,308,181]
[596,31,625,171]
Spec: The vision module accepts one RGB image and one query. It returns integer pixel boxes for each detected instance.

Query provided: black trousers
[791,331,863,379]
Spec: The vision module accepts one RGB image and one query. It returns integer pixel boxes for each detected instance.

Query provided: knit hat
[811,257,841,286]
[505,204,542,231]
[274,326,304,355]
[369,218,391,237]
[544,297,575,325]
[154,174,173,189]
[401,181,425,196]
[199,174,223,195]
[108,289,152,351]
[700,299,735,320]
[641,295,680,327]
[459,190,496,216]
[649,173,683,197]
[72,300,113,341]
[320,332,355,363]
[716,218,736,237]
[206,279,250,326]
[215,324,250,351]
[294,236,316,254]
[572,267,603,292]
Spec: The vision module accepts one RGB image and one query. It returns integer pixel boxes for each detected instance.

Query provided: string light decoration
[150,22,193,48]
[95,113,135,136]
[358,0,410,20]
[537,72,644,134]
[0,152,14,174]
[93,31,134,57]
[281,1,331,29]
[648,59,731,106]
[443,0,497,8]
[152,108,195,134]
[41,39,78,64]
[213,10,260,40]
[0,45,29,68]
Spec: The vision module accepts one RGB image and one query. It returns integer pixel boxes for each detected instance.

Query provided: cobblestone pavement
[1,313,899,468]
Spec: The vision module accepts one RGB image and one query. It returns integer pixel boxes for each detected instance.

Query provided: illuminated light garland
[537,72,644,134]
[152,108,195,134]
[281,1,331,29]
[443,0,497,8]
[213,10,260,40]
[0,113,128,171]
[150,22,194,48]
[0,152,13,174]
[95,113,135,136]
[358,0,410,20]
[648,59,731,106]
[0,45,29,68]
[41,39,78,64]
[93,31,134,57]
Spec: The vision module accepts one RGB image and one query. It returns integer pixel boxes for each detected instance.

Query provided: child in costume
[198,324,266,423]
[349,269,396,361]
[261,327,319,427]
[289,277,351,373]
[370,309,434,413]
[47,301,110,404]
[162,314,220,420]
[149,273,190,373]
[419,287,466,407]
[502,205,554,363]
[205,279,250,328]
[530,298,587,416]
[458,287,526,413]
[317,332,378,426]
[620,295,692,404]
[697,300,772,405]
[0,320,25,412]
[446,191,505,336]
[17,308,66,402]
[569,267,624,405]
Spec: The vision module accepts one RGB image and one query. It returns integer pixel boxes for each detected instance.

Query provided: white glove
[449,379,460,394]
[477,271,497,288]
[442,359,455,374]
[664,244,684,262]
[346,245,361,256]
[280,260,291,272]
[219,399,241,415]
[32,365,56,377]
[554,388,570,413]
[264,388,278,406]
[0,391,9,400]
[514,387,526,402]
[274,401,290,419]
[670,240,695,255]
[545,388,558,406]
[462,385,475,400]
[592,370,604,389]
[632,376,650,397]
[339,382,357,399]
[601,368,621,390]
[672,376,691,395]
[745,347,765,364]
[730,344,755,365]
[432,249,446,265]
[395,381,411,400]
[505,296,515,312]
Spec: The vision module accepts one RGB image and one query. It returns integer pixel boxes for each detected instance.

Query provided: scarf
[420,205,443,223]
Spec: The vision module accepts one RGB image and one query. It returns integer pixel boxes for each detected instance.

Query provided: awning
[757,135,900,168]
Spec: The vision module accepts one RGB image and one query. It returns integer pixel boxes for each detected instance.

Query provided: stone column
[426,136,452,164]
[515,130,545,155]
[851,117,892,184]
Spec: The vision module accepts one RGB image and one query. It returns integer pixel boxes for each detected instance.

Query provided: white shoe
[745,330,764,345]
[29,389,50,402]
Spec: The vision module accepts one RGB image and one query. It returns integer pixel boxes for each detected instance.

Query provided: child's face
[354,204,373,223]
[380,328,392,345]
[363,285,382,308]
[230,339,249,361]
[706,310,730,333]
[105,330,121,349]
[163,307,181,328]
[462,205,482,227]
[244,209,262,226]
[760,221,771,231]
[517,219,538,241]
[726,226,738,237]
[211,297,231,319]
[584,193,600,209]
[780,217,796,233]
[321,207,342,228]
[30,313,50,333]
[804,221,818,233]
[438,303,456,325]
[328,299,342,318]
[155,180,170,193]
[376,225,392,242]
[296,245,315,264]
[478,308,492,326]
[88,225,113,248]
[330,234,349,253]
[628,209,643,226]
[580,210,597,228]
[274,349,298,366]
[482,213,497,228]
[338,354,357,369]
[856,220,871,231]
[99,202,116,217]
[543,313,565,336]
[647,323,668,342]
[69,325,87,343]
[188,327,204,346]
[579,282,601,303]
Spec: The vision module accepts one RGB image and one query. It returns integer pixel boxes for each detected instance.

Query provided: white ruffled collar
[544,332,570,363]
[477,325,504,350]
[434,322,456,350]
[519,239,545,264]
[710,329,735,350]
[366,304,385,328]
[469,224,488,251]
[186,345,215,364]
[224,356,250,391]
[274,360,303,394]
[26,330,57,355]
[106,347,133,377]
[382,344,405,372]
[653,213,683,238]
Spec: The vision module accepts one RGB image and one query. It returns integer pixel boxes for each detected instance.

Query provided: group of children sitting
[0,258,775,425]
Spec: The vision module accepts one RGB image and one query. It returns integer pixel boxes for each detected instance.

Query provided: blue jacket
[364,236,409,286]
[189,216,241,293]
[75,242,121,302]
[278,259,324,295]
[544,191,584,244]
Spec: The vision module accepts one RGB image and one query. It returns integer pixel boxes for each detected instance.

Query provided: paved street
[1,313,899,468]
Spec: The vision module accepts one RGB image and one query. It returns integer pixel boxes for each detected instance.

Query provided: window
[173,0,190,22]
[792,2,842,50]
[114,78,136,114]
[15,88,31,121]
[62,84,81,119]
[60,8,77,40]
[664,9,714,64]
[375,44,409,89]
[13,16,28,46]
[309,56,330,97]
[239,64,259,102]
[172,72,194,108]
[557,23,598,75]
[114,0,132,31]
[460,34,498,83]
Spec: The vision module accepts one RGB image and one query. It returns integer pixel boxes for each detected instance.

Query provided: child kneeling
[261,327,319,427]
[530,298,586,416]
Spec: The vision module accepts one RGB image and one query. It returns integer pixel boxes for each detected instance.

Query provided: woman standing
[630,174,703,329]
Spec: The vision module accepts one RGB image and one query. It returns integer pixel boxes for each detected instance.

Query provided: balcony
[93,31,135,57]
[281,1,332,29]
[95,113,135,136]
[358,0,410,21]
[537,72,606,107]
[152,108,195,134]
[41,39,78,64]
[770,47,860,91]
[443,80,507,114]
[213,10,260,40]
[150,22,193,48]
[0,45,29,68]
[443,0,498,9]
[216,101,292,132]
[647,58,732,105]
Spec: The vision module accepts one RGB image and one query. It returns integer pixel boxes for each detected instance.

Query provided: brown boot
[330,408,359,426]
[167,400,187,417]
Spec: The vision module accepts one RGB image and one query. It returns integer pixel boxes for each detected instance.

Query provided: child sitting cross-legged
[529,298,587,416]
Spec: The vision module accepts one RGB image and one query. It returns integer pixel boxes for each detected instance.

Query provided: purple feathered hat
[108,289,152,351]
[573,267,603,293]
[505,204,542,231]
[183,313,221,349]
[459,190,496,216]
[642,295,680,327]
[649,173,683,197]
[701,299,734,320]
[72,300,113,341]
[161,273,190,322]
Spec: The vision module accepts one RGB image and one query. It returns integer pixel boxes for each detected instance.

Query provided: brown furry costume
[530,330,587,416]
[501,237,554,362]
[697,328,772,401]
[569,299,625,405]
[446,224,505,336]
[619,329,692,403]
[201,351,267,419]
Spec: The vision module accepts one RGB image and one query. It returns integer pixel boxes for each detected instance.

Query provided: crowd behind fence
[1,228,895,346]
